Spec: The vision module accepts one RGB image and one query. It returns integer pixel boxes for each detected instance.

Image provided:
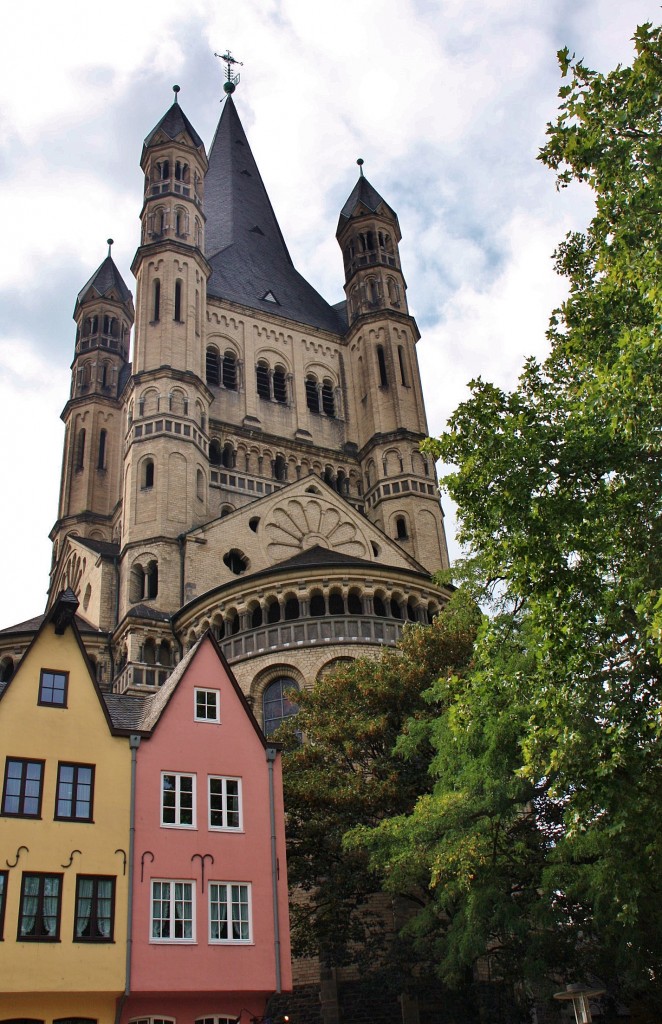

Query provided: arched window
[0,657,15,683]
[146,561,158,599]
[75,428,86,471]
[329,592,344,615]
[347,591,362,614]
[152,279,161,322]
[209,439,222,465]
[390,598,402,619]
[266,599,281,624]
[305,375,319,413]
[174,280,183,322]
[222,350,237,390]
[377,345,388,387]
[284,596,300,620]
[273,366,287,403]
[142,459,155,489]
[321,380,335,417]
[97,429,107,470]
[396,516,408,540]
[374,595,387,617]
[158,640,172,666]
[262,678,299,736]
[221,443,235,469]
[251,604,263,628]
[398,346,408,386]
[256,361,270,400]
[143,638,156,665]
[130,563,145,604]
[196,468,204,501]
[206,347,221,386]
[273,455,287,482]
[310,593,325,616]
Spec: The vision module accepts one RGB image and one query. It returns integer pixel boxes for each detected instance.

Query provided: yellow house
[0,590,134,1023]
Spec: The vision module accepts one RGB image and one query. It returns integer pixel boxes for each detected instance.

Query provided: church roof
[74,255,132,313]
[337,173,400,237]
[204,96,345,334]
[0,610,106,636]
[142,99,205,153]
[74,537,120,558]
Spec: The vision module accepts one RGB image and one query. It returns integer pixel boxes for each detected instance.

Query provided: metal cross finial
[357,158,365,177]
[107,238,114,257]
[214,49,243,96]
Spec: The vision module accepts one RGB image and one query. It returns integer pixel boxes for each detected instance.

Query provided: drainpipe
[178,534,186,607]
[266,745,282,994]
[115,733,141,1024]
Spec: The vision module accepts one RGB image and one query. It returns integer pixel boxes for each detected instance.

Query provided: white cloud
[0,0,658,624]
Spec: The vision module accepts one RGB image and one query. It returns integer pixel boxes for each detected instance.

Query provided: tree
[351,23,662,1020]
[277,591,480,993]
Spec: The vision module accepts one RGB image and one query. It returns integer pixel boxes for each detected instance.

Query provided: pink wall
[124,636,291,1018]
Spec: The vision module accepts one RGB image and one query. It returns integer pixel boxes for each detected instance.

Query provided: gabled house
[0,589,133,1022]
[120,631,291,1024]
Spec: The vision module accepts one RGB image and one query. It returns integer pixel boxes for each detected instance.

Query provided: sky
[0,0,658,628]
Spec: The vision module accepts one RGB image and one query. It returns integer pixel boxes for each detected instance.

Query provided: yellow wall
[0,619,131,995]
[0,992,118,1024]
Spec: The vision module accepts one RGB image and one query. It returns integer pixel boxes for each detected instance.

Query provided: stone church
[0,74,451,1021]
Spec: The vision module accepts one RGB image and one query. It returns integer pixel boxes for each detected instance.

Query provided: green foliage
[278,591,480,976]
[357,22,662,1018]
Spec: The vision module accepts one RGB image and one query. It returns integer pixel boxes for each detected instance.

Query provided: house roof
[204,96,345,335]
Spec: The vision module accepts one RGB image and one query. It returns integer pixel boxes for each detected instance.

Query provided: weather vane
[214,50,243,95]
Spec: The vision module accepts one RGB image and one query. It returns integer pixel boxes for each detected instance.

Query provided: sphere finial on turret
[107,238,114,257]
[357,158,364,177]
[173,84,180,103]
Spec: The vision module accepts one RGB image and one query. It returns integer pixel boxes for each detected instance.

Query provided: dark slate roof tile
[204,97,345,335]
[103,693,155,731]
[74,537,120,558]
[75,256,132,312]
[143,100,205,152]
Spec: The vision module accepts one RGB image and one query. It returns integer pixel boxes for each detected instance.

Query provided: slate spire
[204,96,344,333]
[73,254,133,319]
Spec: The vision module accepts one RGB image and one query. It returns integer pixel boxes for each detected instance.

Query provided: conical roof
[142,99,205,155]
[74,255,132,317]
[204,96,345,334]
[337,174,400,237]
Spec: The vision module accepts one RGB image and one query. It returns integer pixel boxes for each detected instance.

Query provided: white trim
[150,878,196,943]
[208,881,252,944]
[194,687,221,723]
[160,771,196,828]
[208,775,243,832]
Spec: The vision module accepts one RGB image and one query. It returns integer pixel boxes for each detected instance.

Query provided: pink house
[120,633,292,1024]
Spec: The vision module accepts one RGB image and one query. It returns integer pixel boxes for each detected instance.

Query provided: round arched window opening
[262,677,299,736]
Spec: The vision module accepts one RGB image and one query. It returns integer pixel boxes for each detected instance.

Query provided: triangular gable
[138,631,269,748]
[185,473,426,577]
[0,590,122,737]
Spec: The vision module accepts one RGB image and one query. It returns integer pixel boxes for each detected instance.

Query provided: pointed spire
[338,172,398,225]
[204,96,344,333]
[74,251,133,318]
[142,91,205,160]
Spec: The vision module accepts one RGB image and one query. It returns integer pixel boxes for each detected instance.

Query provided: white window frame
[130,1018,176,1024]
[208,881,252,944]
[194,687,220,723]
[195,1017,237,1024]
[160,771,196,828]
[208,776,243,832]
[150,878,195,943]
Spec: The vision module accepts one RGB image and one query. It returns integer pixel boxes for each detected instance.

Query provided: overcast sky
[0,0,658,628]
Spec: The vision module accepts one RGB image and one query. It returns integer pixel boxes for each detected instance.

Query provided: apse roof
[204,96,345,334]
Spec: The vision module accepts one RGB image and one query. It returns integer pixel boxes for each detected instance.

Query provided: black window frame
[17,872,63,942]
[38,668,69,707]
[73,874,116,943]
[0,870,7,940]
[55,761,95,822]
[2,757,45,818]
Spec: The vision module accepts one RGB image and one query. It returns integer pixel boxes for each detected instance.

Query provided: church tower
[51,248,133,562]
[338,169,448,570]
